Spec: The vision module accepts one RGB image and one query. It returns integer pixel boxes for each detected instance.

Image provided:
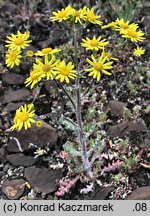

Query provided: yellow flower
[5,31,32,51]
[55,61,76,83]
[5,49,22,68]
[85,7,102,25]
[70,7,86,24]
[24,68,45,89]
[50,5,72,22]
[115,18,135,31]
[101,22,117,29]
[81,36,108,51]
[85,53,113,81]
[36,120,43,128]
[103,51,119,61]
[133,47,145,56]
[35,47,61,56]
[102,18,138,32]
[10,104,36,131]
[26,50,34,57]
[34,55,58,80]
[120,26,145,42]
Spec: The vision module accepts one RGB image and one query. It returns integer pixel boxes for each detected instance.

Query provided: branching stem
[73,24,93,179]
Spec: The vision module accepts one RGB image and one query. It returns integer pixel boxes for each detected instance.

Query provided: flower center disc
[90,39,99,47]
[42,64,51,72]
[14,37,24,45]
[121,23,129,29]
[87,12,96,21]
[58,11,67,18]
[20,112,29,121]
[74,11,80,17]
[128,30,137,37]
[9,52,17,61]
[60,66,70,75]
[94,62,103,71]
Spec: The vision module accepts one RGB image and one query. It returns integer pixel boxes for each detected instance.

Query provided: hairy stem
[82,79,95,98]
[32,84,41,103]
[55,81,76,110]
[73,24,93,178]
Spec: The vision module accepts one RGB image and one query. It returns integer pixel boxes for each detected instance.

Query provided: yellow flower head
[5,31,32,51]
[133,47,145,57]
[85,53,113,81]
[10,104,36,131]
[24,68,45,89]
[36,120,43,128]
[102,18,138,32]
[5,49,22,68]
[103,51,119,61]
[70,7,87,24]
[81,36,108,51]
[26,50,34,57]
[55,60,76,83]
[34,55,59,80]
[50,5,72,22]
[115,18,130,31]
[115,18,139,33]
[120,26,145,42]
[35,47,61,56]
[85,7,102,25]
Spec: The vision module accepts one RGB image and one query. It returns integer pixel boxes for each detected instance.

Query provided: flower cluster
[7,5,145,132]
[5,31,32,68]
[24,50,76,88]
[80,35,118,80]
[50,5,102,25]
[102,18,145,56]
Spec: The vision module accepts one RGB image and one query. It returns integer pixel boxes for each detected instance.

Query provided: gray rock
[0,147,7,163]
[5,102,25,112]
[7,120,57,153]
[106,100,127,118]
[3,163,9,172]
[126,187,150,200]
[0,171,5,178]
[3,89,31,104]
[139,131,150,149]
[37,29,65,48]
[7,153,38,167]
[44,80,58,94]
[108,118,147,138]
[37,39,53,49]
[93,187,114,200]
[0,20,9,28]
[25,167,62,193]
[2,179,26,199]
[2,73,25,85]
[0,0,17,14]
[143,16,150,28]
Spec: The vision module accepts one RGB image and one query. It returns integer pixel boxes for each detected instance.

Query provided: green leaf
[63,141,80,157]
